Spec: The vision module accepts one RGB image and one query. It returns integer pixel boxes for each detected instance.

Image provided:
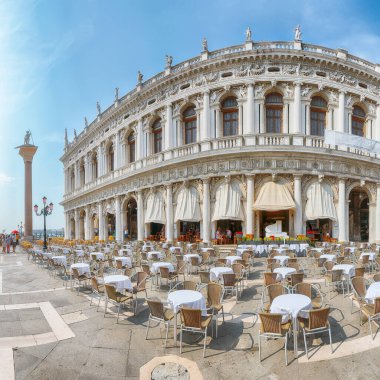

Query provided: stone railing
[62,133,380,202]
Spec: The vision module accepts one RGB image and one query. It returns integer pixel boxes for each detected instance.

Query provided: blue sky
[1,0,380,231]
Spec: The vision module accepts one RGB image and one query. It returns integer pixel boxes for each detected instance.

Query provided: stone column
[294,175,303,236]
[294,83,302,134]
[17,144,38,239]
[98,202,104,240]
[115,196,122,243]
[338,178,347,241]
[137,191,144,241]
[96,145,103,177]
[338,91,345,133]
[246,84,255,135]
[165,104,173,150]
[114,133,120,170]
[202,179,211,242]
[348,110,352,135]
[74,209,80,240]
[64,212,70,240]
[246,175,254,235]
[305,104,311,135]
[166,184,174,242]
[376,184,380,242]
[84,206,91,240]
[202,91,210,140]
[136,119,144,160]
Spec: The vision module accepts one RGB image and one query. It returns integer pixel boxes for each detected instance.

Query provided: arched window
[222,97,238,136]
[352,105,366,137]
[108,144,114,172]
[128,132,136,163]
[183,106,197,144]
[152,119,162,153]
[265,93,283,133]
[310,96,327,136]
[92,153,98,180]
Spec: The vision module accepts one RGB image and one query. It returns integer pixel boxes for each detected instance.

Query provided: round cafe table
[114,256,132,268]
[42,252,53,259]
[147,251,165,260]
[365,282,380,303]
[183,254,201,263]
[70,263,90,275]
[104,274,132,292]
[167,290,207,345]
[225,256,241,266]
[320,254,337,262]
[52,255,66,265]
[91,252,104,260]
[273,267,296,281]
[170,246,183,254]
[273,256,289,266]
[270,294,312,358]
[210,267,233,282]
[151,262,175,274]
[360,252,377,261]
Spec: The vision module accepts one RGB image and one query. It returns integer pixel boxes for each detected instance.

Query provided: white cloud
[0,173,14,184]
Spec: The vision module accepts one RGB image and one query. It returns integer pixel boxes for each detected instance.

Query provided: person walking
[12,235,16,253]
[5,235,11,254]
[1,235,5,253]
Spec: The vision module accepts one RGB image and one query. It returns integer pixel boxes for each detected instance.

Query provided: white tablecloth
[167,290,206,315]
[237,245,252,250]
[210,267,233,282]
[183,254,201,263]
[273,255,289,266]
[365,282,380,302]
[74,250,84,256]
[151,262,175,274]
[147,251,165,260]
[345,247,357,253]
[270,294,312,322]
[170,246,183,253]
[360,252,377,261]
[42,252,53,258]
[91,252,104,260]
[320,254,337,262]
[114,256,132,268]
[119,249,132,257]
[104,275,132,292]
[225,256,241,266]
[332,264,355,277]
[201,247,215,252]
[273,248,288,255]
[273,267,296,281]
[313,247,325,253]
[71,263,90,275]
[52,255,66,265]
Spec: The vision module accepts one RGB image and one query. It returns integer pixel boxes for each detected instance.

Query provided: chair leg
[203,329,207,358]
[97,295,101,312]
[285,334,288,366]
[328,326,333,353]
[303,329,308,359]
[117,304,121,323]
[180,327,183,354]
[369,317,374,340]
[258,334,261,362]
[165,321,170,348]
[145,318,150,340]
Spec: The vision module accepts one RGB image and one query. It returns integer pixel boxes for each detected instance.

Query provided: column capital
[293,174,303,179]
[246,174,255,180]
[202,177,211,185]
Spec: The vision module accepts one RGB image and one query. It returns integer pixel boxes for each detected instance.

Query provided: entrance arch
[349,187,369,242]
[70,218,75,240]
[79,210,86,240]
[123,197,138,239]
[106,213,116,239]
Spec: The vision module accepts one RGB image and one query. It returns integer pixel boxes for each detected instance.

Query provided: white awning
[175,186,201,222]
[253,181,295,211]
[145,192,166,224]
[305,182,337,221]
[212,181,244,221]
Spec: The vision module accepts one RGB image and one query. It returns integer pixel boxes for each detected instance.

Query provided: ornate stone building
[60,34,380,243]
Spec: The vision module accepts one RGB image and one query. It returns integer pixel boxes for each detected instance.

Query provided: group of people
[1,234,17,253]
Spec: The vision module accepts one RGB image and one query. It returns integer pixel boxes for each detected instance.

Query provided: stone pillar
[84,206,91,240]
[305,104,311,135]
[114,133,120,170]
[17,144,38,239]
[376,184,380,242]
[97,145,103,177]
[294,83,302,134]
[165,104,173,150]
[202,179,211,242]
[348,110,352,135]
[166,184,174,242]
[64,212,70,240]
[98,202,104,240]
[74,209,80,240]
[294,175,303,236]
[115,196,122,243]
[202,91,210,140]
[136,119,144,160]
[137,191,144,241]
[338,178,347,241]
[246,175,254,235]
[338,91,345,133]
[246,84,255,135]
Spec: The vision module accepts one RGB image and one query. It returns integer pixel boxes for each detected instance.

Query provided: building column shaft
[136,119,144,160]
[74,209,80,239]
[202,180,211,242]
[294,84,302,133]
[338,91,345,133]
[338,179,347,241]
[294,175,303,236]
[98,203,104,240]
[246,176,254,235]
[115,196,122,242]
[166,185,174,242]
[165,104,173,150]
[137,191,144,241]
[246,84,254,134]
[202,92,210,140]
[376,184,380,242]
[305,105,310,135]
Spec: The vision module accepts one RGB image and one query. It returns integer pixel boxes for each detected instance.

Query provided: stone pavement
[1,249,380,379]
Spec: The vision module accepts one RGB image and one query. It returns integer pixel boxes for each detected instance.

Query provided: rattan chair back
[147,299,164,319]
[199,271,211,284]
[222,273,237,287]
[288,272,304,286]
[207,283,223,307]
[141,264,151,276]
[355,267,365,277]
[264,272,278,286]
[105,284,117,301]
[308,307,330,329]
[180,307,202,328]
[159,266,170,279]
[373,273,380,282]
[259,312,283,335]
[268,284,286,303]
[351,276,367,297]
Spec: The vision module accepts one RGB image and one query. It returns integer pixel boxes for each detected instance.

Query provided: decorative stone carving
[238,85,247,99]
[301,86,312,97]
[210,89,224,105]
[346,95,354,107]
[283,65,298,75]
[283,83,293,97]
[255,84,265,97]
[329,91,338,102]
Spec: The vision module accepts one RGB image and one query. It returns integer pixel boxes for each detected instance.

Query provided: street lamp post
[34,196,54,251]
[18,222,23,238]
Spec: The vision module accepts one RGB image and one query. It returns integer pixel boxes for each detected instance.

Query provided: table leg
[173,312,178,346]
[293,316,298,358]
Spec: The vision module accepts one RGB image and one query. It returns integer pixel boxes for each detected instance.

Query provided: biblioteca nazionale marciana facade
[61,31,380,244]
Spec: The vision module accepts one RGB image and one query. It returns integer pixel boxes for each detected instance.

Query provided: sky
[1,0,380,232]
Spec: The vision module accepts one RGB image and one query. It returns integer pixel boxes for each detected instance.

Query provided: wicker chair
[145,299,174,347]
[261,284,288,312]
[360,297,380,339]
[354,267,365,278]
[159,266,178,290]
[131,272,148,313]
[232,263,245,293]
[90,277,105,311]
[258,312,292,366]
[170,280,198,291]
[104,284,134,322]
[198,271,211,287]
[286,272,304,290]
[179,307,213,358]
[373,273,380,282]
[298,307,332,359]
[294,282,323,309]
[71,268,90,293]
[263,272,280,286]
[351,276,369,314]
[324,269,344,299]
[222,273,239,299]
[204,282,224,338]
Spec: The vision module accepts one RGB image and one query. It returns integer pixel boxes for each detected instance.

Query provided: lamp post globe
[34,196,53,251]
